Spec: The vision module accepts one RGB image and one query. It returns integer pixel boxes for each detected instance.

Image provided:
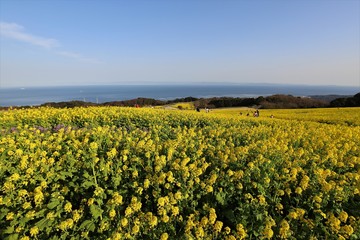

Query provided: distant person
[196,107,200,112]
[270,114,274,118]
[205,107,209,113]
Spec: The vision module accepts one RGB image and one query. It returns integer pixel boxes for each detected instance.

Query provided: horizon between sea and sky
[0,0,359,90]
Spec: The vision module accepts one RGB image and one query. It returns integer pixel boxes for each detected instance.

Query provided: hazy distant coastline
[0,84,358,107]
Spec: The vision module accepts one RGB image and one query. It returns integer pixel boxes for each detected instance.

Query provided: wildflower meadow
[0,107,359,239]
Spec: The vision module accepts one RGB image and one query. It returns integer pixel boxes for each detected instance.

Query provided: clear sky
[0,0,359,88]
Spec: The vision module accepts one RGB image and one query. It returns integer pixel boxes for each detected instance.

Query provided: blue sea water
[0,84,358,107]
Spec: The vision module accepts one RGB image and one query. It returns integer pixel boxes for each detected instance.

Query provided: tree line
[1,93,359,110]
[329,93,360,107]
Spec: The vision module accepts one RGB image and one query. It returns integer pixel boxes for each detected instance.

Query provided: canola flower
[0,106,359,239]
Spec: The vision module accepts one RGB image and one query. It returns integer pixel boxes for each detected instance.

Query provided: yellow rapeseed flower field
[0,106,359,239]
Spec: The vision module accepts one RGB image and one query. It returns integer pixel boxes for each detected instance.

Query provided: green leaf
[19,217,31,225]
[5,234,19,240]
[49,235,60,240]
[61,171,73,178]
[82,180,95,189]
[90,204,103,220]
[215,192,226,205]
[47,198,61,209]
[4,226,14,234]
[112,176,121,187]
[79,220,96,232]
[83,171,91,179]
[35,209,47,217]
[0,208,10,220]
[35,218,51,230]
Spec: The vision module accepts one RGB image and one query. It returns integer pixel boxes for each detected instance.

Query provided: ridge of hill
[1,93,359,110]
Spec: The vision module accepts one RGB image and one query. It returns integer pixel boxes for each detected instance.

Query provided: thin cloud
[0,22,59,49]
[0,21,101,63]
[56,51,82,59]
[56,51,102,64]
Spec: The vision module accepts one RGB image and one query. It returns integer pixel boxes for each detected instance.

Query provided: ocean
[0,84,358,107]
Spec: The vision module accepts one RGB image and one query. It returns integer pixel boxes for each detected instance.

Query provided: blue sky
[0,0,359,88]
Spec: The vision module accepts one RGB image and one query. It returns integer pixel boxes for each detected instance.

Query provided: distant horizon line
[1,82,359,89]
